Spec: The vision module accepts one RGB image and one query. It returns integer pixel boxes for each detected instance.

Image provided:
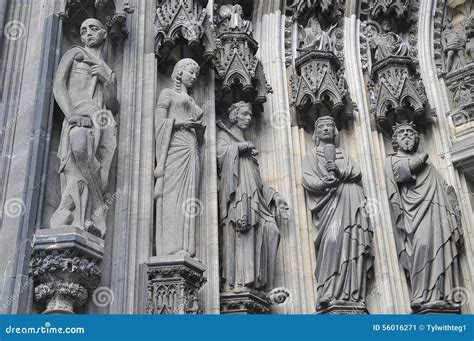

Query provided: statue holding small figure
[51,18,119,238]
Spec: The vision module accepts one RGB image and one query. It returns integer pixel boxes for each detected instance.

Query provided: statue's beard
[398,137,415,152]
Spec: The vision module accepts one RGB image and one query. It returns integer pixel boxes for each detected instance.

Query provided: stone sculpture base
[415,308,461,315]
[30,227,104,314]
[144,255,206,314]
[220,292,271,314]
[317,304,369,315]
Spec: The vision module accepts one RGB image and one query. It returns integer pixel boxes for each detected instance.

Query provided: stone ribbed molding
[29,227,104,314]
[144,256,206,314]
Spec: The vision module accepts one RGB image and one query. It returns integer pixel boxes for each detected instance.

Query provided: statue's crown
[393,121,417,134]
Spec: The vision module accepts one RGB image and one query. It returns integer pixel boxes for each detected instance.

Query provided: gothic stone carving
[29,228,104,314]
[291,51,349,127]
[154,59,205,257]
[385,122,464,313]
[302,116,374,313]
[214,5,271,106]
[217,102,289,296]
[51,19,119,238]
[289,0,343,22]
[58,0,134,42]
[154,0,215,58]
[369,0,410,19]
[220,292,271,314]
[145,256,206,314]
[368,56,430,135]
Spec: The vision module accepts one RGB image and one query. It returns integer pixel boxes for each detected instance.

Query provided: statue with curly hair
[154,58,205,257]
[217,101,288,294]
[385,122,463,312]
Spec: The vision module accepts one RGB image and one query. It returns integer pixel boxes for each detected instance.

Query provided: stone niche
[365,1,432,136]
[287,0,351,131]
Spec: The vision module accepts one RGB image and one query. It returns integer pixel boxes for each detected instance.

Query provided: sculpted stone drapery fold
[154,58,205,257]
[51,18,119,238]
[385,122,464,312]
[217,102,288,294]
[302,116,373,311]
[368,19,410,63]
[298,17,335,53]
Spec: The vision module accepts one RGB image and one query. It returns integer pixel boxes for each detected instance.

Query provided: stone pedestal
[317,304,369,315]
[144,255,206,314]
[415,308,460,315]
[29,227,104,314]
[220,292,271,314]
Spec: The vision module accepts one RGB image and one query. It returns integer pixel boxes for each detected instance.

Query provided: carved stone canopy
[291,50,349,129]
[369,0,410,19]
[154,0,215,59]
[59,0,134,43]
[368,56,431,135]
[289,0,343,23]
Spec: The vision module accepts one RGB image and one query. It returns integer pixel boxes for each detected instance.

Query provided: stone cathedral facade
[0,0,473,315]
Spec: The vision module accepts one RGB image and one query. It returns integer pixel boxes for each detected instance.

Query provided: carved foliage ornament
[369,0,410,18]
[30,249,102,314]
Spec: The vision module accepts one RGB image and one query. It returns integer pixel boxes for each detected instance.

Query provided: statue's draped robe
[385,155,463,307]
[372,32,409,61]
[154,88,203,257]
[302,147,373,307]
[217,130,280,291]
[52,46,117,234]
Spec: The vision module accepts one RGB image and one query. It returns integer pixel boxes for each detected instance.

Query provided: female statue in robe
[385,122,463,312]
[302,116,373,310]
[154,58,205,257]
[217,102,288,293]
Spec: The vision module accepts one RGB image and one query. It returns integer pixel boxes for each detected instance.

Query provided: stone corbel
[29,227,104,314]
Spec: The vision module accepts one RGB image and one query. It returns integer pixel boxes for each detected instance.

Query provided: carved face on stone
[234,4,243,16]
[229,102,253,131]
[381,19,392,33]
[180,64,199,89]
[80,19,107,48]
[315,118,336,144]
[395,126,417,152]
[234,107,252,131]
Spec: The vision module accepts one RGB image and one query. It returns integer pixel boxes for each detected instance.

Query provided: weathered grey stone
[220,292,270,315]
[385,122,464,313]
[302,116,373,313]
[30,227,104,314]
[51,18,119,239]
[217,102,289,296]
[144,255,206,314]
[154,58,205,258]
